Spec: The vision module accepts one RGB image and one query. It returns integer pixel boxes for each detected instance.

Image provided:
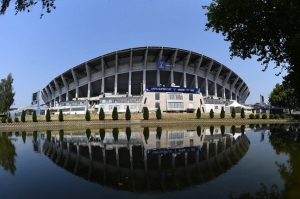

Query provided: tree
[231,107,236,118]
[125,127,131,142]
[220,125,225,136]
[197,126,201,137]
[143,107,149,120]
[46,109,51,122]
[86,129,91,140]
[85,110,90,121]
[209,109,214,119]
[59,129,64,141]
[143,127,149,144]
[220,106,225,119]
[99,128,105,141]
[0,73,15,115]
[231,125,236,136]
[59,109,63,122]
[0,133,17,175]
[33,131,37,143]
[99,107,105,121]
[156,126,162,140]
[0,0,56,18]
[196,107,201,119]
[112,106,118,120]
[241,108,245,119]
[156,106,162,120]
[32,110,37,122]
[21,110,25,122]
[112,128,119,142]
[125,106,131,120]
[210,126,214,135]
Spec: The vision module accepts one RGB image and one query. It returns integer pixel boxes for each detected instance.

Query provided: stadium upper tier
[41,46,250,106]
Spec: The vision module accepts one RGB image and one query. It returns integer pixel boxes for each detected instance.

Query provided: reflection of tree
[0,133,17,175]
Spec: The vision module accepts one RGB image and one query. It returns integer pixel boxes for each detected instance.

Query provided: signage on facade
[157,60,175,69]
[147,146,201,155]
[146,86,200,94]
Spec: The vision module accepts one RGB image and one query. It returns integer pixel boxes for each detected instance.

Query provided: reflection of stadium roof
[41,46,250,105]
[42,134,250,193]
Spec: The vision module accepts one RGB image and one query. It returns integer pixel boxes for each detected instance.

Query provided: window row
[100,98,141,104]
[168,102,184,108]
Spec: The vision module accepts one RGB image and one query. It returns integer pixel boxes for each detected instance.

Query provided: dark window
[189,94,193,101]
[200,99,203,105]
[155,93,160,100]
[155,102,160,108]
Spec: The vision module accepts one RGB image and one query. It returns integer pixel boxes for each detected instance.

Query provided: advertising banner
[146,86,200,94]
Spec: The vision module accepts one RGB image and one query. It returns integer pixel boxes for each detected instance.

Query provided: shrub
[14,117,19,123]
[241,125,245,134]
[241,108,245,119]
[59,109,64,122]
[220,107,225,119]
[1,117,6,123]
[274,114,280,119]
[210,126,214,135]
[7,117,12,123]
[46,109,51,122]
[249,124,255,129]
[143,107,149,120]
[231,125,236,135]
[262,114,267,119]
[126,127,131,142]
[99,107,105,120]
[112,107,118,120]
[269,114,274,119]
[85,110,91,121]
[209,109,214,119]
[143,127,149,143]
[255,114,260,119]
[196,107,201,119]
[32,110,37,122]
[231,108,236,118]
[156,106,162,120]
[281,114,286,119]
[256,124,260,129]
[220,125,225,136]
[126,106,131,120]
[197,126,201,137]
[249,114,255,119]
[21,110,26,122]
[156,127,162,140]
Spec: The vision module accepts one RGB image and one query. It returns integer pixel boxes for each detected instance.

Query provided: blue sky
[0,0,285,107]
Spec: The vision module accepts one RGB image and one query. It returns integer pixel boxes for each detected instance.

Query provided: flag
[260,94,264,104]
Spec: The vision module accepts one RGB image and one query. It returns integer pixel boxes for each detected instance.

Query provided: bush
[274,114,280,119]
[112,107,118,120]
[126,106,131,120]
[1,117,6,123]
[262,114,267,119]
[220,107,225,119]
[143,107,149,120]
[231,108,236,118]
[255,114,260,119]
[14,117,19,123]
[249,114,255,119]
[99,107,105,120]
[156,106,162,120]
[269,114,274,119]
[241,107,245,119]
[196,107,201,119]
[7,117,12,123]
[281,114,286,119]
[210,126,214,135]
[21,110,26,122]
[32,110,37,122]
[46,109,51,122]
[59,109,64,122]
[85,110,91,121]
[209,109,214,119]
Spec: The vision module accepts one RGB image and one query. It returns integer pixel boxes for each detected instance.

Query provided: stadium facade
[41,46,250,114]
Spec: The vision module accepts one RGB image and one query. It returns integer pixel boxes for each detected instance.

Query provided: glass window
[215,106,218,109]
[100,105,105,110]
[116,105,120,109]
[108,99,113,103]
[155,93,160,100]
[124,105,128,109]
[101,99,106,104]
[109,105,114,110]
[131,105,136,109]
[155,102,160,108]
[189,94,193,101]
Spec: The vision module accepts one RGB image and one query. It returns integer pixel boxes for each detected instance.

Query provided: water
[0,124,299,199]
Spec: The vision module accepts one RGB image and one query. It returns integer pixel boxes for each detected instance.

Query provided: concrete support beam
[230,77,239,90]
[195,55,203,74]
[205,60,213,77]
[223,71,232,86]
[101,57,105,93]
[214,64,223,81]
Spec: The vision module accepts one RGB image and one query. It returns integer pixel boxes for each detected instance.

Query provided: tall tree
[209,109,214,119]
[143,107,149,120]
[85,110,91,121]
[99,107,105,120]
[32,110,37,122]
[45,109,51,122]
[196,107,201,119]
[58,109,63,122]
[231,108,236,118]
[0,74,15,114]
[112,107,118,120]
[125,106,131,120]
[156,106,162,120]
[0,133,17,175]
[21,110,25,122]
[220,106,225,119]
[241,108,245,119]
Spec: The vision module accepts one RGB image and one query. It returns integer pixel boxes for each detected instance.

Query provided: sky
[0,0,286,107]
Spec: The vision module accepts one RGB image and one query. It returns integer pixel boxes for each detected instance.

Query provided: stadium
[41,46,250,114]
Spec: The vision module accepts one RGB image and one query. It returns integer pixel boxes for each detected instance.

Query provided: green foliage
[231,108,236,118]
[14,117,19,123]
[241,125,245,134]
[1,117,6,123]
[156,126,162,140]
[196,107,201,119]
[220,125,225,136]
[46,130,51,142]
[220,106,225,119]
[59,109,63,122]
[210,126,214,135]
[15,132,19,137]
[241,108,245,119]
[99,128,105,141]
[112,128,119,142]
[255,114,260,119]
[0,133,17,175]
[21,110,25,122]
[274,114,280,119]
[125,106,131,120]
[85,110,91,121]
[143,127,149,143]
[231,125,236,135]
[32,110,37,122]
[262,124,267,128]
[262,114,267,119]
[281,114,286,119]
[33,131,37,143]
[209,109,214,119]
[156,106,162,120]
[197,126,201,137]
[0,73,15,114]
[112,107,118,120]
[143,107,149,120]
[86,129,91,140]
[125,127,131,142]
[249,114,254,119]
[256,124,260,129]
[46,109,51,122]
[7,117,12,123]
[22,131,26,143]
[269,114,274,119]
[59,130,64,141]
[99,107,105,120]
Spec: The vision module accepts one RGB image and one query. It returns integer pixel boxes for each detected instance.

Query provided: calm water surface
[0,124,299,199]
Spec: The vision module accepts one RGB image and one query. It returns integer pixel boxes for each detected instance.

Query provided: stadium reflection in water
[39,127,250,193]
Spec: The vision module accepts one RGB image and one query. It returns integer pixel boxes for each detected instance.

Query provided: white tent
[225,101,245,113]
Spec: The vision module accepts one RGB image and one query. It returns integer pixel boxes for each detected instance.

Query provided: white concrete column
[206,141,209,160]
[75,87,78,99]
[143,69,146,93]
[114,74,118,95]
[230,91,233,100]
[66,92,69,101]
[87,82,91,98]
[223,87,226,99]
[205,78,208,96]
[214,82,217,97]
[128,71,132,96]
[195,74,198,88]
[156,70,160,86]
[183,71,187,88]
